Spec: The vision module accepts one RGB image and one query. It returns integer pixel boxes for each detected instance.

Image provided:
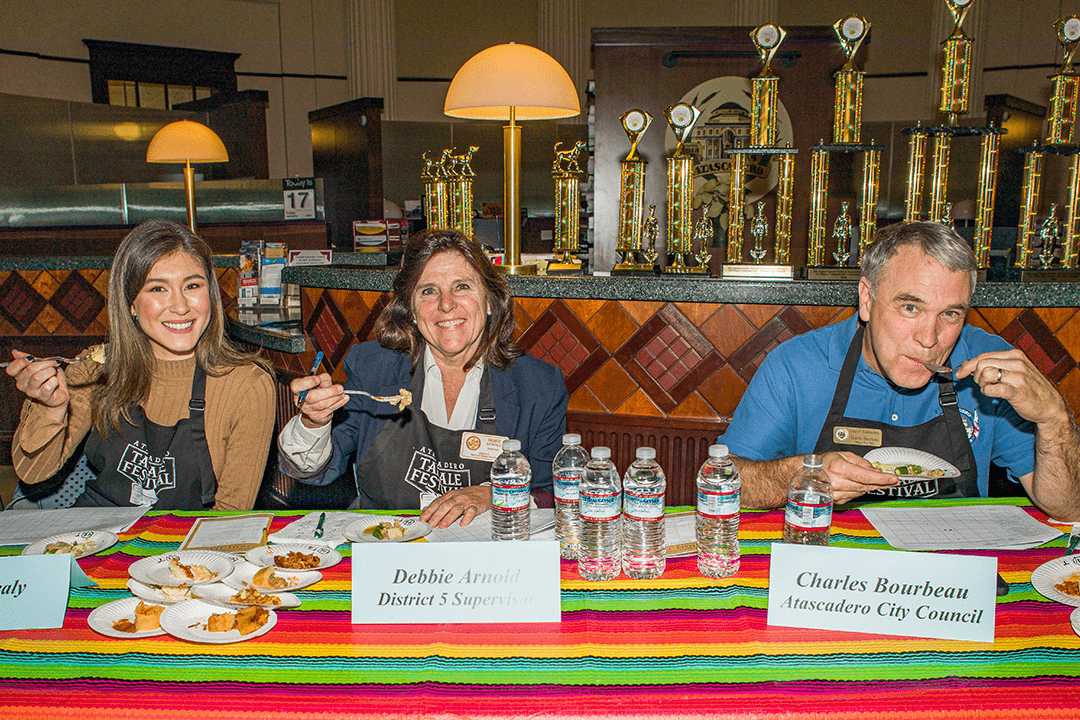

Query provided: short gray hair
[861,221,977,296]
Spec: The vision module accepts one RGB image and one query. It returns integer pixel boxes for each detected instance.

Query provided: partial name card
[767,544,997,643]
[0,555,94,630]
[351,540,560,624]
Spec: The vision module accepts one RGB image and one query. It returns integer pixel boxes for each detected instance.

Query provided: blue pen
[295,350,325,408]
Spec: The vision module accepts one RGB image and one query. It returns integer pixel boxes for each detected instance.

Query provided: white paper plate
[344,515,431,543]
[1031,555,1080,607]
[863,447,961,479]
[23,531,118,559]
[159,599,276,644]
[192,582,300,609]
[126,578,197,605]
[243,543,342,570]
[1071,607,1080,637]
[87,597,166,638]
[222,560,322,593]
[128,551,235,587]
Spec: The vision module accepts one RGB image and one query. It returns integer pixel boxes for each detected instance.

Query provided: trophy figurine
[549,141,586,273]
[614,109,656,274]
[940,0,975,124]
[641,205,660,267]
[749,202,769,264]
[664,102,704,273]
[693,202,714,269]
[832,202,853,266]
[1040,205,1061,269]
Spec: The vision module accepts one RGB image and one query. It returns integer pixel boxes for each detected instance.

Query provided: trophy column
[422,150,449,231]
[613,110,656,275]
[662,103,704,274]
[550,141,586,273]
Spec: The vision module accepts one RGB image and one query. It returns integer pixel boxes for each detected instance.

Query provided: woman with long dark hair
[7,219,275,510]
[279,229,568,527]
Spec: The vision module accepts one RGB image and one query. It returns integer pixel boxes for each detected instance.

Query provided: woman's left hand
[420,485,493,529]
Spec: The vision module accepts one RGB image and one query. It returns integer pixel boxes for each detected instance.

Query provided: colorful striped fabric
[1,499,1078,720]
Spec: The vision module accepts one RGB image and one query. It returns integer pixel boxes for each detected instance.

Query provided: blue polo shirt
[718,315,1035,497]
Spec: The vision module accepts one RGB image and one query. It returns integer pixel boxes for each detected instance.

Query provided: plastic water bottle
[783,454,833,546]
[490,439,531,541]
[552,433,589,559]
[696,444,741,578]
[577,446,621,581]
[622,447,666,579]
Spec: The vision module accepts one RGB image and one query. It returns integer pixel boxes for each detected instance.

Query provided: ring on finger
[996,367,1004,383]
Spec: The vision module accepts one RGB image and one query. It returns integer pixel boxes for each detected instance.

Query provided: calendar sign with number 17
[283,177,316,220]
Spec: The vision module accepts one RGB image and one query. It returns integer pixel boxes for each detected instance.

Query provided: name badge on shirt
[460,432,509,462]
[833,426,882,447]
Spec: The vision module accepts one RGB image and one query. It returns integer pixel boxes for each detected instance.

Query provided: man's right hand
[820,450,899,504]
[290,373,348,428]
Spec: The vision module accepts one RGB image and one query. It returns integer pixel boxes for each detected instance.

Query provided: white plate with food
[23,531,118,559]
[128,551,235,587]
[192,582,300,609]
[159,599,276,644]
[863,447,961,479]
[1031,555,1080,607]
[87,597,167,638]
[126,578,197,604]
[344,515,431,543]
[243,543,342,571]
[222,561,322,593]
[1071,607,1080,637]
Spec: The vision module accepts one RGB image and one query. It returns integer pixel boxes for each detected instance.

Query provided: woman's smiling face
[130,251,211,361]
[411,250,489,368]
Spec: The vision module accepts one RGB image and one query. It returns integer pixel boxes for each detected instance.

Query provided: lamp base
[497,263,538,276]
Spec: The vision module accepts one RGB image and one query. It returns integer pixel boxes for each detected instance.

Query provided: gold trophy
[1015,17,1080,279]
[549,141,587,273]
[445,146,477,240]
[641,205,660,267]
[905,0,1003,274]
[804,16,881,279]
[613,109,656,274]
[422,149,449,230]
[663,102,704,273]
[721,23,798,280]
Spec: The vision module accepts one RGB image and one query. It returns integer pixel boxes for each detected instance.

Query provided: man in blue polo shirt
[719,221,1080,521]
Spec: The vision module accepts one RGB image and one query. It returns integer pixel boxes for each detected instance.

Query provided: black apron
[349,365,501,510]
[75,366,217,509]
[813,324,978,499]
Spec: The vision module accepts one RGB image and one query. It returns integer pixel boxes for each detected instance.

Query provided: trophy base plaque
[611,264,659,276]
[719,264,795,280]
[546,261,584,275]
[1020,268,1080,282]
[661,266,711,276]
[803,266,861,281]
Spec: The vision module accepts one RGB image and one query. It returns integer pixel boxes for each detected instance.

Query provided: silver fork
[0,355,79,369]
[922,360,953,375]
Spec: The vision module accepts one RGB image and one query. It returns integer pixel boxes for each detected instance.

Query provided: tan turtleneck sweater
[13,353,275,511]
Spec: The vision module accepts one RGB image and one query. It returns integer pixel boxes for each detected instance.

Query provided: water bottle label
[784,498,832,530]
[697,488,740,519]
[491,482,531,512]
[624,490,664,521]
[579,489,620,520]
[553,473,580,503]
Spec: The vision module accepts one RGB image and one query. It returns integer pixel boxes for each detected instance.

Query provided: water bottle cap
[591,446,611,460]
[636,447,656,460]
[502,439,521,452]
[709,444,728,458]
[803,453,823,469]
[562,433,581,445]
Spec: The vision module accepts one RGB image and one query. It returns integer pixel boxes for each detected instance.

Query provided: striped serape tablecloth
[1,498,1078,720]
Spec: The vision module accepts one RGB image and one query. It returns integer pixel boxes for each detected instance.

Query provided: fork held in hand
[922,360,953,375]
[0,355,78,369]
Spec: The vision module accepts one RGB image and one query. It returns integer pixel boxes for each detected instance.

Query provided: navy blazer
[297,341,568,494]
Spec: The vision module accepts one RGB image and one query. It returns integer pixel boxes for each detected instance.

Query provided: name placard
[767,544,997,643]
[0,555,95,630]
[351,540,561,624]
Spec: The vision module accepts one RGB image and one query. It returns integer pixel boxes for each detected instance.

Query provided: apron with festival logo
[76,366,217,509]
[813,324,979,499]
[350,365,506,510]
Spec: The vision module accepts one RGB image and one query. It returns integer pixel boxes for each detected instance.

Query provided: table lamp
[146,120,229,233]
[444,42,580,274]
